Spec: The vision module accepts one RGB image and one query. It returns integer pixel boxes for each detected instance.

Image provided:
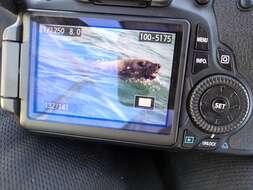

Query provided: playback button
[183,130,198,148]
[193,52,209,74]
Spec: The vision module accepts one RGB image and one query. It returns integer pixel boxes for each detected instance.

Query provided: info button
[193,52,209,74]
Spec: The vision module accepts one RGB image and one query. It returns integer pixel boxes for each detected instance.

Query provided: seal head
[118,59,161,80]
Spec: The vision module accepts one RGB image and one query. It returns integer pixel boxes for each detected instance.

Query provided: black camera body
[1,0,253,155]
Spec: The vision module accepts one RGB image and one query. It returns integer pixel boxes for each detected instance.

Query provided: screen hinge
[0,14,23,114]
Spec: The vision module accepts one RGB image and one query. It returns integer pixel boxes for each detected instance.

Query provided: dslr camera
[1,0,253,155]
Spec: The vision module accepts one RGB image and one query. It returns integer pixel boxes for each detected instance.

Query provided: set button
[200,85,240,127]
[211,97,229,113]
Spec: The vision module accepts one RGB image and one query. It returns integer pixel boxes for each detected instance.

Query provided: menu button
[195,25,209,51]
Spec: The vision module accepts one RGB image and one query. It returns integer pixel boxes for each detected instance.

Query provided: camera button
[217,48,234,71]
[192,52,209,74]
[195,25,209,51]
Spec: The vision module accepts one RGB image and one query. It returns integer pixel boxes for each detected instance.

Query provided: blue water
[31,26,176,133]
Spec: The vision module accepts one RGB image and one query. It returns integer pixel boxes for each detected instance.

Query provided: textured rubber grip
[213,0,253,151]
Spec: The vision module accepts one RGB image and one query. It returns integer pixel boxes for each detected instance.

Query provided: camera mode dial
[189,75,251,134]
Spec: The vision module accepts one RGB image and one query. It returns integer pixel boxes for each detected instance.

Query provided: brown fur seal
[95,59,161,80]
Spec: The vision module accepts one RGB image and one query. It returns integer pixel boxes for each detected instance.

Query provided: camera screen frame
[19,10,190,146]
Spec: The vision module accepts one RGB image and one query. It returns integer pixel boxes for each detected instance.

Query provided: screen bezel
[29,16,181,135]
[19,10,190,147]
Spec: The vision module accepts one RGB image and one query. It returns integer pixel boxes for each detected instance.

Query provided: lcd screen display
[28,17,181,135]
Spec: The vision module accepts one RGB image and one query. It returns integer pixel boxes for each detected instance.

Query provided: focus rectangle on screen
[28,17,178,135]
[137,97,153,108]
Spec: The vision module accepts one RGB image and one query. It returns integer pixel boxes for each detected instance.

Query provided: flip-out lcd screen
[28,16,182,135]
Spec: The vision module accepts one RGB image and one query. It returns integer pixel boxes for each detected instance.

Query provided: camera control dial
[189,75,251,134]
